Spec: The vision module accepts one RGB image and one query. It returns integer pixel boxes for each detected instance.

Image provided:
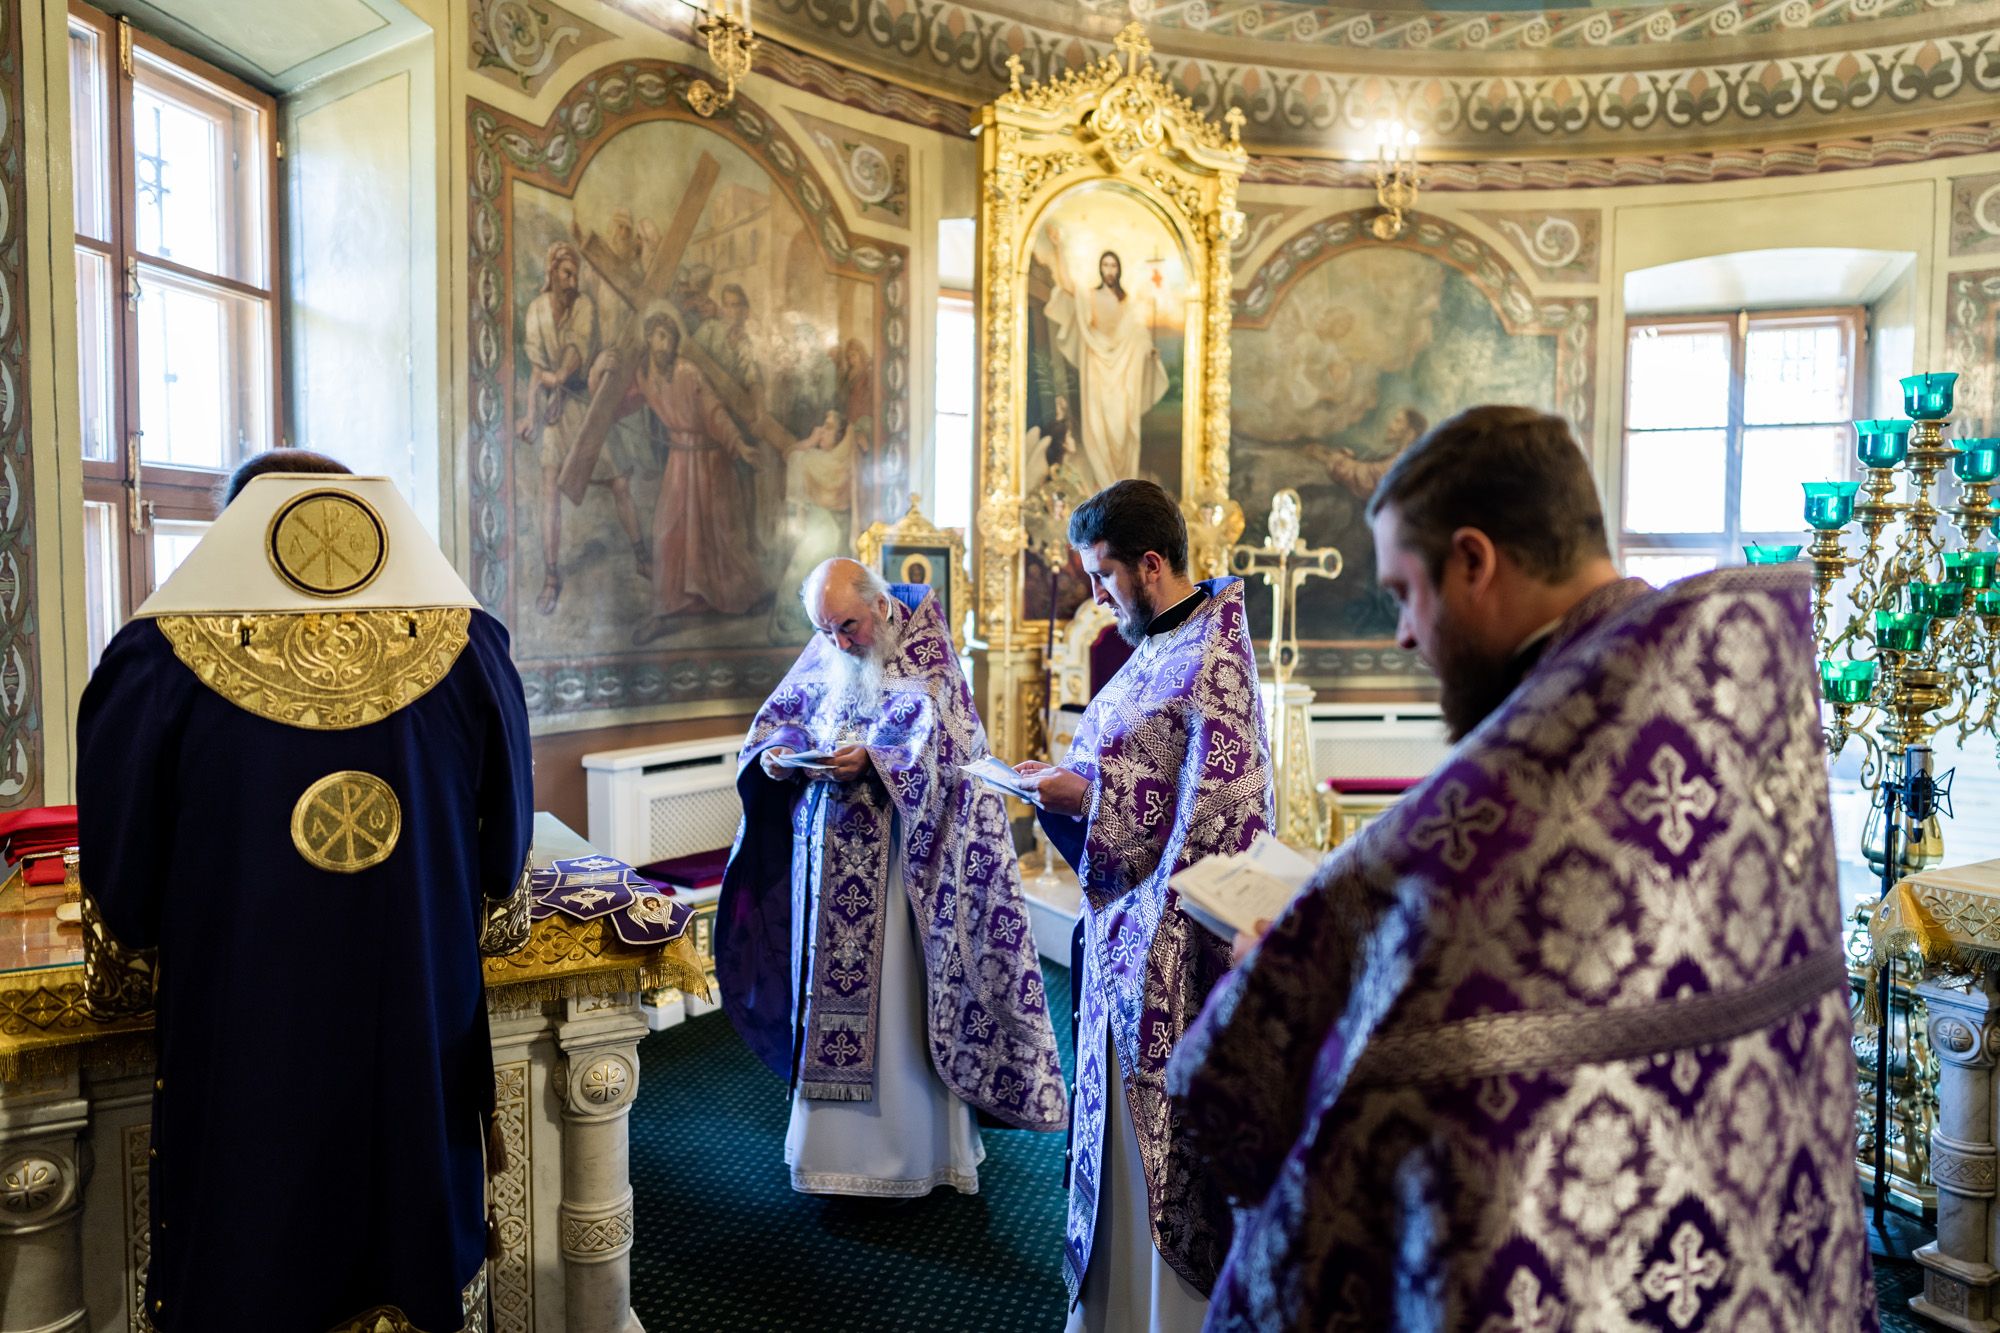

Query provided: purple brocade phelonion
[1855,419,1913,469]
[1901,371,1959,420]
[1803,480,1861,530]
[1954,438,2000,484]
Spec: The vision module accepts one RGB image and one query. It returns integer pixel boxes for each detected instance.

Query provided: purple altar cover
[1169,568,1878,1331]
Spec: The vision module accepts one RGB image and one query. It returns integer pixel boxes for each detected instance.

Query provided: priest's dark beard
[1115,587,1160,646]
[1432,609,1530,743]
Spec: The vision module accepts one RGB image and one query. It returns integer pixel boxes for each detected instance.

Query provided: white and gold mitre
[137,474,475,616]
[136,475,480,730]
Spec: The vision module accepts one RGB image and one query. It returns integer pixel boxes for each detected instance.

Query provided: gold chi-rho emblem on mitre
[266,488,389,597]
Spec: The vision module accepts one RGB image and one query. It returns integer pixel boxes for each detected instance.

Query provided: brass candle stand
[1806,372,2000,1247]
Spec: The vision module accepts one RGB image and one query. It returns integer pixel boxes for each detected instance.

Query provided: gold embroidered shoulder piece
[155,608,472,730]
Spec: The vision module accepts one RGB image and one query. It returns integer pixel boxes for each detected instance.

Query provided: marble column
[1914,972,2000,1332]
[0,1069,89,1333]
[555,993,649,1333]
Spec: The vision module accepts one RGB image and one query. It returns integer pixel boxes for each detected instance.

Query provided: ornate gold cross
[1228,489,1343,687]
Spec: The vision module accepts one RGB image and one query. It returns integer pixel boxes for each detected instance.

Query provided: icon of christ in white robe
[1037,226,1171,495]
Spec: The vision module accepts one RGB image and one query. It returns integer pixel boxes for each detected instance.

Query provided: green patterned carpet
[630,962,1076,1332]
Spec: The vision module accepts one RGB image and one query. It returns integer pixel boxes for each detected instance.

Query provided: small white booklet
[1171,833,1319,939]
[962,754,1038,801]
[770,748,836,772]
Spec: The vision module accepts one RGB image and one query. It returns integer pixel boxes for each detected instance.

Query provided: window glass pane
[1627,326,1730,430]
[1623,551,1721,586]
[150,519,210,593]
[934,297,975,416]
[1741,425,1849,534]
[82,500,122,671]
[933,413,973,534]
[135,265,270,469]
[132,53,265,285]
[75,247,118,462]
[1623,429,1727,534]
[68,22,110,242]
[1744,321,1850,425]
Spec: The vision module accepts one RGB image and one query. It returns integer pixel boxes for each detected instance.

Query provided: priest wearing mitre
[1012,479,1275,1333]
[78,453,533,1333]
[719,558,1068,1198]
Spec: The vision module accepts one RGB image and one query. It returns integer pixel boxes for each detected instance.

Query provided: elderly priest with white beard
[718,558,1069,1197]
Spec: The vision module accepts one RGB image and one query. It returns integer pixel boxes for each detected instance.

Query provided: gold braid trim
[478,859,533,958]
[155,608,471,730]
[81,891,157,1020]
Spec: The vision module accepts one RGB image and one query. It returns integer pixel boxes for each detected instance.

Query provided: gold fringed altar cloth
[1870,859,2000,976]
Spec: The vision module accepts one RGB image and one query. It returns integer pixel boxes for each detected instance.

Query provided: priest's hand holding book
[1010,760,1089,815]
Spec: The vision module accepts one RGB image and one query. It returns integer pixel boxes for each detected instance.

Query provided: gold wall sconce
[685,0,757,118]
[1370,119,1421,240]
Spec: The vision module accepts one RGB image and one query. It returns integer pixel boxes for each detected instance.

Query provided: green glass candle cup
[1945,550,1999,591]
[1902,372,1959,420]
[1978,589,2000,617]
[1820,659,1878,705]
[1855,419,1913,469]
[1954,438,2000,485]
[1910,580,1968,618]
[1743,543,1803,565]
[1875,609,1930,651]
[1803,481,1862,530]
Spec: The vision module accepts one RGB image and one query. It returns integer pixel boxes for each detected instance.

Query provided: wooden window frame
[1620,306,1866,568]
[69,2,282,617]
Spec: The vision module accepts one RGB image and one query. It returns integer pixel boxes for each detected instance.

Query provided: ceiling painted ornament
[605,0,2000,153]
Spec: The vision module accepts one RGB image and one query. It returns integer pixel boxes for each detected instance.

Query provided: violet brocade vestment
[1169,567,1879,1331]
[718,585,1068,1130]
[1039,576,1275,1300]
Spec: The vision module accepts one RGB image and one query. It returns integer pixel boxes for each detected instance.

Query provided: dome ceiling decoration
[612,0,2000,155]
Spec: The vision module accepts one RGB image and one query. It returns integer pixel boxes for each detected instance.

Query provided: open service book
[961,754,1038,801]
[769,749,837,773]
[1171,833,1321,939]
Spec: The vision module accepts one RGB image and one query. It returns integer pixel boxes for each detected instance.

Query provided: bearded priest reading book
[719,558,1068,1199]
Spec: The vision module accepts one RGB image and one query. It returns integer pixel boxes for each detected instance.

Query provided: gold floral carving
[291,771,403,873]
[489,1061,533,1333]
[157,607,471,730]
[976,22,1246,762]
[265,488,390,598]
[82,892,156,1020]
[479,860,535,957]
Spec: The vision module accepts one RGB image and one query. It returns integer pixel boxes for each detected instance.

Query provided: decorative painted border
[1462,208,1602,283]
[468,0,614,96]
[738,0,2000,154]
[0,0,41,810]
[1246,118,2000,190]
[1951,170,2000,256]
[1235,209,1598,441]
[1096,0,1990,55]
[467,61,911,719]
[1948,267,2000,439]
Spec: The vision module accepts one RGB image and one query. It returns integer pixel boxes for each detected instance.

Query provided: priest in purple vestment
[719,558,1067,1198]
[1169,406,1876,1331]
[1015,480,1275,1333]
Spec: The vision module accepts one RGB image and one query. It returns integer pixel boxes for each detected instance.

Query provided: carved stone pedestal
[0,1070,87,1333]
[1261,681,1324,849]
[1915,973,2000,1332]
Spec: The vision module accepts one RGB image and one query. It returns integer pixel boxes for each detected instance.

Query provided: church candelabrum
[1807,371,1999,866]
[684,0,757,118]
[1799,371,1999,1219]
[1368,120,1422,242]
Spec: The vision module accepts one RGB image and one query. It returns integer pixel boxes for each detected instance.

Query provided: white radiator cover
[581,735,746,866]
[1308,702,1451,784]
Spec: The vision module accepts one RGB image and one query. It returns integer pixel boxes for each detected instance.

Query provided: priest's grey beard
[827,611,902,725]
[1115,586,1161,646]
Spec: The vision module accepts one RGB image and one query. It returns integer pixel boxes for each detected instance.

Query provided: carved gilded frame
[973,25,1247,757]
[857,495,971,651]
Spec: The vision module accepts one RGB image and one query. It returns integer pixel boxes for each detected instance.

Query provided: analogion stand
[1872,859,2000,1330]
[0,813,691,1333]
